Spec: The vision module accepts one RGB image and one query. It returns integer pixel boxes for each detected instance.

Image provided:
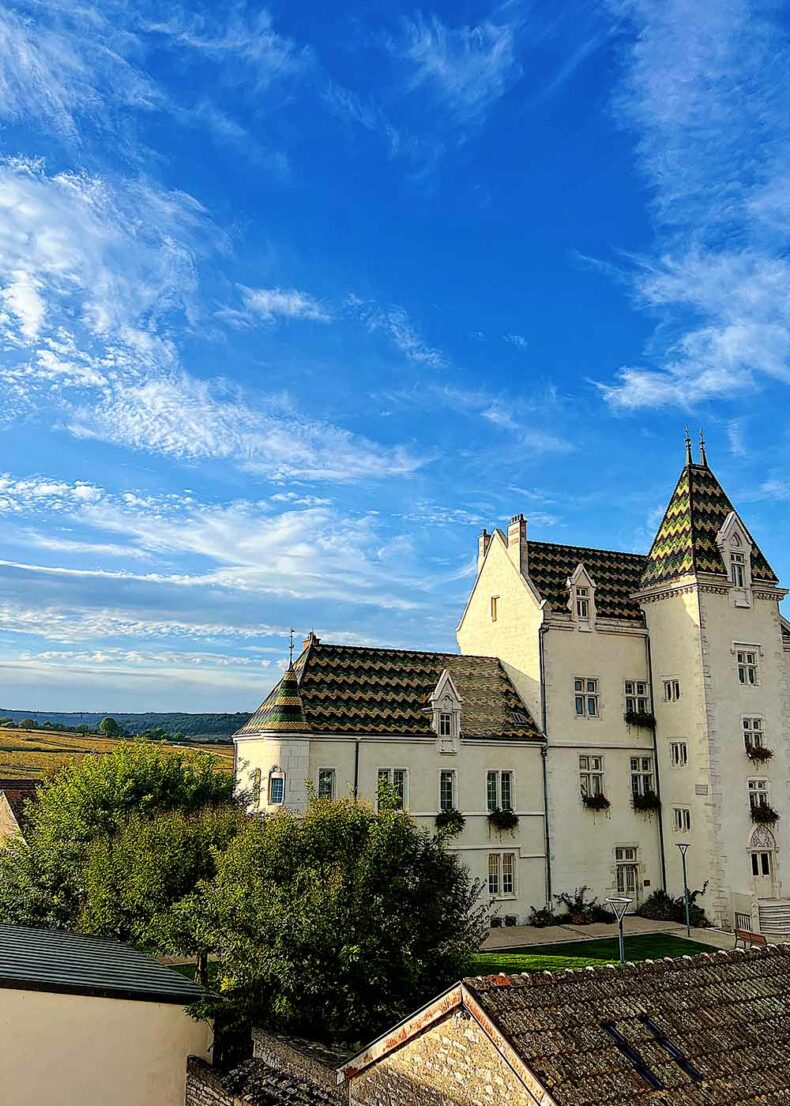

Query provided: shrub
[434,808,466,836]
[751,803,779,824]
[636,884,709,928]
[528,906,557,928]
[624,710,656,729]
[582,793,611,812]
[632,789,661,813]
[488,808,519,833]
[490,916,502,928]
[554,885,607,925]
[504,915,517,927]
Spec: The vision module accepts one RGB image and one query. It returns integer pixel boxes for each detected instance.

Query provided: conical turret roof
[640,459,777,590]
[237,662,308,734]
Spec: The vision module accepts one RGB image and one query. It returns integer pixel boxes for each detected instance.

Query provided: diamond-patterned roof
[240,664,308,733]
[641,463,778,589]
[236,642,542,741]
[527,541,647,621]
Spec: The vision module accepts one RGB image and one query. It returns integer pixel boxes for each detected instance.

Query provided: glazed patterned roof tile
[236,642,541,741]
[641,464,778,589]
[465,946,790,1105]
[527,541,647,621]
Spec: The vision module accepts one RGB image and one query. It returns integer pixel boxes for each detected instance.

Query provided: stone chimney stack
[477,529,492,574]
[506,514,528,576]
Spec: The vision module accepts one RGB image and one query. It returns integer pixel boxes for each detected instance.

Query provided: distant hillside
[0,709,250,742]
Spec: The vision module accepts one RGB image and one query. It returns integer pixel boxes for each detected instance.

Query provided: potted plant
[624,710,657,729]
[490,915,503,928]
[582,793,611,812]
[632,789,661,813]
[504,915,517,927]
[751,803,779,824]
[488,808,519,833]
[434,808,466,836]
[745,744,773,763]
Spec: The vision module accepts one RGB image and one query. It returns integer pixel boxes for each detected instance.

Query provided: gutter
[539,621,552,908]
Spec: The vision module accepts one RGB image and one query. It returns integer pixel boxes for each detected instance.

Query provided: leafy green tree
[185,797,487,1043]
[80,805,245,974]
[0,743,234,931]
[18,718,38,730]
[98,716,122,738]
[76,724,93,734]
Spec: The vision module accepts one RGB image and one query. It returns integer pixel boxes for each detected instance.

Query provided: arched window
[268,766,286,805]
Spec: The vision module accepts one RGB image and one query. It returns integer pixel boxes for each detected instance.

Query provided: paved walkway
[483,916,736,951]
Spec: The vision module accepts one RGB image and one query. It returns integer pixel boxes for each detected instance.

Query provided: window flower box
[745,744,773,763]
[624,710,657,730]
[488,808,519,833]
[434,808,465,835]
[632,789,661,813]
[751,803,779,825]
[582,793,611,812]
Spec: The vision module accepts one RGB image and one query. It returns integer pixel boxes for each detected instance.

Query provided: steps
[757,899,790,937]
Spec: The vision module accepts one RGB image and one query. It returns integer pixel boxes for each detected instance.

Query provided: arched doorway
[749,825,777,898]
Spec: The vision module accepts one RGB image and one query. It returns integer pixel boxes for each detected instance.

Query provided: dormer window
[567,563,596,629]
[429,670,462,753]
[731,552,746,588]
[716,512,753,605]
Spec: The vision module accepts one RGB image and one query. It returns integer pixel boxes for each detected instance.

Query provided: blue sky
[0,0,788,711]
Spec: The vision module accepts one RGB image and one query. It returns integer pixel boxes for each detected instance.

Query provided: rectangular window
[748,778,768,811]
[574,677,599,718]
[752,852,771,878]
[488,852,516,897]
[615,847,639,895]
[487,770,514,810]
[579,754,604,797]
[576,586,590,620]
[317,768,335,800]
[490,595,498,622]
[673,807,691,832]
[269,775,285,805]
[630,756,654,797]
[625,680,650,714]
[377,768,408,810]
[439,712,452,737]
[663,679,681,702]
[439,770,455,811]
[737,649,758,685]
[669,741,688,768]
[743,717,764,750]
[731,552,746,588]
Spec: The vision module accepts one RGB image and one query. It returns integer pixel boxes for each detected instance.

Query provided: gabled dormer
[716,510,754,607]
[567,562,596,630]
[429,669,462,753]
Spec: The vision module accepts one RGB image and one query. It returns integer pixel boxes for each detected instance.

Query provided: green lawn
[469,933,719,976]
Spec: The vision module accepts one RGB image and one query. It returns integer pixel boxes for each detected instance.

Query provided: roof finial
[684,427,692,466]
[699,428,708,467]
[288,627,295,666]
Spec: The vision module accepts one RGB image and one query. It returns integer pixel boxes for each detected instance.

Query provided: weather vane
[288,627,295,665]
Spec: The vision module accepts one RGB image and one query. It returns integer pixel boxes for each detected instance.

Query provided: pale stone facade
[236,444,789,933]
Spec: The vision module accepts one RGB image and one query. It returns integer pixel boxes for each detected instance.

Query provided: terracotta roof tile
[0,779,38,830]
[464,947,790,1105]
[237,642,542,741]
[526,541,647,621]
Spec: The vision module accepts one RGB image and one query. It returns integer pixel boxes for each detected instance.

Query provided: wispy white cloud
[348,294,446,367]
[388,11,520,130]
[238,285,332,324]
[504,332,528,350]
[600,0,790,409]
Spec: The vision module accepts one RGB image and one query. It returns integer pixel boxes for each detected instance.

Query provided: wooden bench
[734,928,768,949]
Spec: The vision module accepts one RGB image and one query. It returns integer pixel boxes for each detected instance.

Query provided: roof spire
[699,428,708,468]
[684,427,692,466]
[288,627,295,667]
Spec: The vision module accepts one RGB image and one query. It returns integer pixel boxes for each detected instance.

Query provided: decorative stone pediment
[429,670,462,752]
[566,562,596,629]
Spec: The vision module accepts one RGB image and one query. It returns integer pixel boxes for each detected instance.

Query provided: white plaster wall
[0,987,212,1106]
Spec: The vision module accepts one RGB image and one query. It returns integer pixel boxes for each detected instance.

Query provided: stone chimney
[507,514,528,576]
[302,632,320,651]
[477,529,492,574]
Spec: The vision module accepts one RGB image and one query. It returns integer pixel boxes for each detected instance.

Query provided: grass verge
[469,933,719,976]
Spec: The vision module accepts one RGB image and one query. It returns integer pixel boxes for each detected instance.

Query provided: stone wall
[185,1057,233,1106]
[348,1010,536,1106]
[252,1028,347,1097]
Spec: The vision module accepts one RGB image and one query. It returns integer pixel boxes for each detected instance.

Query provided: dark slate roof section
[0,778,38,830]
[215,1058,343,1105]
[527,540,647,621]
[465,946,790,1106]
[641,463,778,590]
[237,642,542,741]
[0,924,205,1005]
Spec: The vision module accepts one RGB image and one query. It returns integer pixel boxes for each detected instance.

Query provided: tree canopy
[185,796,487,1044]
[0,743,235,931]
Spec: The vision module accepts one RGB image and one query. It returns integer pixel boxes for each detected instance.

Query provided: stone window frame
[669,741,688,768]
[624,679,650,715]
[574,676,600,718]
[733,642,761,686]
[488,850,517,899]
[579,754,605,797]
[567,563,597,630]
[742,716,765,750]
[377,767,409,811]
[439,768,456,812]
[748,777,769,812]
[630,755,654,797]
[672,807,691,833]
[663,678,681,702]
[268,766,286,805]
[486,769,515,811]
[317,767,336,800]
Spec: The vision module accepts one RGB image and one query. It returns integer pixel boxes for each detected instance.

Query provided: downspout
[539,621,552,908]
[353,738,360,800]
[645,632,667,892]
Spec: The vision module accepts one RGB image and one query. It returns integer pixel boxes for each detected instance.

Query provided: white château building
[235,439,790,935]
